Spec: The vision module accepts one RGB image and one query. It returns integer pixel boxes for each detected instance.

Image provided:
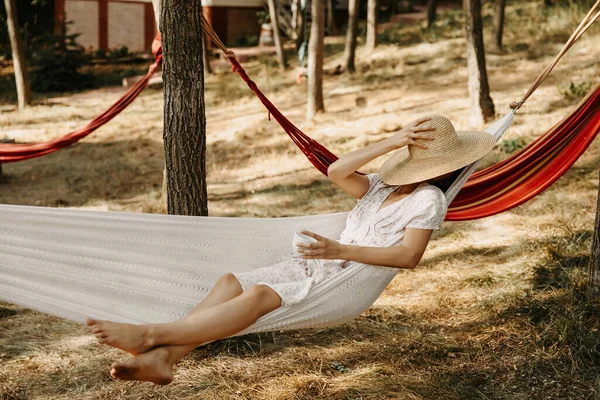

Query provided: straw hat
[379,115,496,185]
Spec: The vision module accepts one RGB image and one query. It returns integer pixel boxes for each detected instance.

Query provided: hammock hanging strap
[511,0,600,109]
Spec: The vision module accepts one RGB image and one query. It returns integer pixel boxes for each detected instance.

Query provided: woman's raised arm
[327,117,435,199]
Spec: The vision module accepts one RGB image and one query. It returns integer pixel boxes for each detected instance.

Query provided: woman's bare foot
[110,347,174,385]
[86,318,154,355]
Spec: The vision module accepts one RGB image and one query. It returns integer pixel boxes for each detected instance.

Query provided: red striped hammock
[0,35,599,222]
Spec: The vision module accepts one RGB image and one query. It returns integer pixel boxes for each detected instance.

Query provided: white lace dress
[232,173,448,306]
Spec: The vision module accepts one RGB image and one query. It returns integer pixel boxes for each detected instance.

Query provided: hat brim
[379,130,496,186]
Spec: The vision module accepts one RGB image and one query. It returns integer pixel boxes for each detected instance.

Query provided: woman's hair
[427,167,464,192]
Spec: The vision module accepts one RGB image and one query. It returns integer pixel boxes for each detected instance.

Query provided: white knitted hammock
[0,114,513,335]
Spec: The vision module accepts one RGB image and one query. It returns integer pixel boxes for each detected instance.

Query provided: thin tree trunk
[151,0,161,29]
[152,0,169,200]
[292,0,299,39]
[268,0,288,70]
[366,0,378,53]
[161,0,208,216]
[464,0,495,127]
[203,34,213,74]
[4,0,31,110]
[589,176,600,295]
[492,0,506,50]
[307,0,325,120]
[295,0,307,50]
[427,0,438,28]
[343,0,359,72]
[327,0,337,35]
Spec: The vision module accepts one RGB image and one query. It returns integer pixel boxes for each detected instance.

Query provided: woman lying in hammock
[87,115,496,384]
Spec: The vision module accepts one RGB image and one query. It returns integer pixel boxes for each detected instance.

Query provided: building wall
[108,2,145,51]
[63,0,155,52]
[65,1,99,51]
[225,8,263,46]
[62,0,262,52]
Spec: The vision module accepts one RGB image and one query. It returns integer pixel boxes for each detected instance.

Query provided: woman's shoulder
[414,183,448,209]
[362,173,389,196]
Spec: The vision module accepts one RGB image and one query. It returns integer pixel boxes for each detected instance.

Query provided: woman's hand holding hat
[387,117,436,150]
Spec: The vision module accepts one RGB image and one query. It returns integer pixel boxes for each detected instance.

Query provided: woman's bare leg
[99,273,246,384]
[88,284,281,355]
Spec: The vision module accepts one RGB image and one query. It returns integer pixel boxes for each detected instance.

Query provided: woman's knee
[245,284,282,310]
[216,273,242,292]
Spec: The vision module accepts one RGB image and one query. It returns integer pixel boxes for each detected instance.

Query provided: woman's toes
[111,363,130,380]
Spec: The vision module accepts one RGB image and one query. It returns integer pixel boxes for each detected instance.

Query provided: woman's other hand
[387,117,435,150]
[296,230,344,260]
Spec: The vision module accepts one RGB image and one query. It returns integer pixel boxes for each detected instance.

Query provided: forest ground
[1,1,600,399]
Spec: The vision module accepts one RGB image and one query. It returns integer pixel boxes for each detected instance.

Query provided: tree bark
[161,0,208,216]
[268,0,288,70]
[589,176,600,295]
[427,0,438,28]
[343,0,359,73]
[366,0,378,53]
[307,0,325,120]
[4,0,31,110]
[492,0,507,50]
[464,0,495,127]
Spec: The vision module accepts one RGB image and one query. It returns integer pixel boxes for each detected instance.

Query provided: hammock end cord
[508,0,600,113]
[509,101,524,111]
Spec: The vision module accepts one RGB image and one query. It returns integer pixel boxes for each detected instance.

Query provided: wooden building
[54,0,264,53]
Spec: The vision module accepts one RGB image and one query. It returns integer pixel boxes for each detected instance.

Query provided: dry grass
[2,1,600,398]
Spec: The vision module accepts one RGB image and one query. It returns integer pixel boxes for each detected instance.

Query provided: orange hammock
[1,10,599,222]
[447,85,600,220]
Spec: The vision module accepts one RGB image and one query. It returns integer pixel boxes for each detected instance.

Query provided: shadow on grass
[181,230,600,399]
[0,138,165,207]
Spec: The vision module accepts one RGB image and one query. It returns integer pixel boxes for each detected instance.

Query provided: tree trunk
[151,0,161,29]
[366,0,378,53]
[307,0,325,120]
[464,0,495,127]
[589,176,600,295]
[161,0,208,216]
[152,0,169,200]
[492,0,506,51]
[343,0,359,72]
[203,34,213,74]
[327,0,338,35]
[292,0,299,39]
[294,0,307,50]
[427,0,438,28]
[268,0,288,70]
[4,0,31,110]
